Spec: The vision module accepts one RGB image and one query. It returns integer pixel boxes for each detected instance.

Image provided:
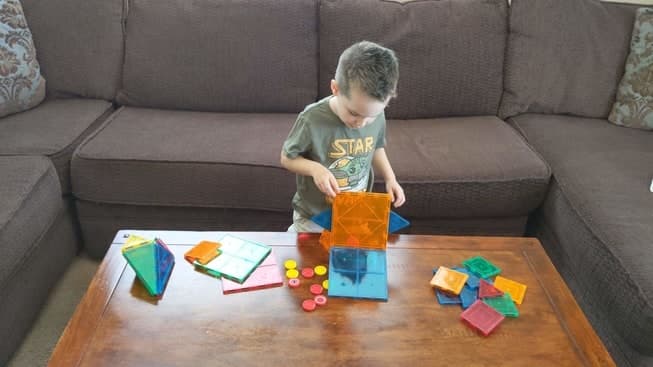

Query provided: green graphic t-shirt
[283,96,386,219]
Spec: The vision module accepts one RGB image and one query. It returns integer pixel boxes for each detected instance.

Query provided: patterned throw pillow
[0,0,45,118]
[609,8,653,130]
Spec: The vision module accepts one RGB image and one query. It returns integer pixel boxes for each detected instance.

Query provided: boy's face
[331,80,390,129]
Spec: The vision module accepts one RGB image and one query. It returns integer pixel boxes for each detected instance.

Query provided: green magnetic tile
[217,235,245,254]
[483,293,519,317]
[237,241,270,261]
[219,257,256,283]
[123,242,158,296]
[196,235,271,283]
[462,256,501,279]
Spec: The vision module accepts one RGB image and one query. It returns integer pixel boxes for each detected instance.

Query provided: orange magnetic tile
[330,192,391,250]
[184,240,221,265]
[493,276,527,305]
[319,230,332,251]
[430,266,469,295]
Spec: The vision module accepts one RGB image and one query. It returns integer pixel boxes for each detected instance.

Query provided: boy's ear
[330,79,339,96]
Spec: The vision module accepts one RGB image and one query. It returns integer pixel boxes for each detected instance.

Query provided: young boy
[280,41,405,232]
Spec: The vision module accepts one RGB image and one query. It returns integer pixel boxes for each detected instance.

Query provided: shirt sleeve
[376,113,387,149]
[282,114,312,159]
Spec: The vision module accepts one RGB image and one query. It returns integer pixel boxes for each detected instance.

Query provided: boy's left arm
[372,148,405,207]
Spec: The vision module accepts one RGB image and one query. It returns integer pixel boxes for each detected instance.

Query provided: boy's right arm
[280,151,340,198]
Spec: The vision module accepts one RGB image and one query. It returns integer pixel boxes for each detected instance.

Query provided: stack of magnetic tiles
[430,256,528,336]
[283,259,330,312]
[184,234,281,294]
[313,192,409,301]
[122,234,175,297]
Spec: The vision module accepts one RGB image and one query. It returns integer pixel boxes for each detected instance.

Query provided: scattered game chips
[461,300,505,336]
[284,259,297,270]
[322,280,329,290]
[314,265,328,276]
[286,269,299,279]
[492,276,527,305]
[288,278,301,288]
[302,299,317,312]
[463,256,501,279]
[430,266,469,295]
[301,267,315,278]
[314,295,327,306]
[310,284,324,295]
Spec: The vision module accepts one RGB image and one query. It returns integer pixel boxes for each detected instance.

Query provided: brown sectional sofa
[0,0,650,366]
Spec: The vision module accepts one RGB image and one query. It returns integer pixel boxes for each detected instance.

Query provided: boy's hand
[312,166,340,198]
[386,179,405,207]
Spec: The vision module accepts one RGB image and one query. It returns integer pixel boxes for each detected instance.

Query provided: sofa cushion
[510,113,653,355]
[375,116,550,219]
[117,0,318,113]
[500,0,645,119]
[319,0,508,119]
[0,155,62,290]
[0,0,45,118]
[0,98,113,193]
[72,107,297,211]
[21,0,124,100]
[609,7,653,130]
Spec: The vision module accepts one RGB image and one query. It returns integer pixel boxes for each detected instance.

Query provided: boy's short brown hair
[335,41,399,102]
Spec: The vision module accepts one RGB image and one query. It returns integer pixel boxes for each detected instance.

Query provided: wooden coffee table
[49,231,615,366]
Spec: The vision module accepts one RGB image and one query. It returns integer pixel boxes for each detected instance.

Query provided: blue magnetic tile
[155,241,174,294]
[357,272,388,301]
[435,289,462,305]
[331,247,365,272]
[328,270,359,298]
[328,247,388,301]
[459,285,478,309]
[389,211,410,233]
[311,209,333,230]
[453,267,480,289]
[364,249,387,274]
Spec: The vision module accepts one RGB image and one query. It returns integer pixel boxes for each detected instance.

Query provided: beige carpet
[7,254,100,367]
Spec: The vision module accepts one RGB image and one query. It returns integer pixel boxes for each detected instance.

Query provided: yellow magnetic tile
[121,234,152,253]
[331,192,391,250]
[430,266,469,295]
[493,276,527,305]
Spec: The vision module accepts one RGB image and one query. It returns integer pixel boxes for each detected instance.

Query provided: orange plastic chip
[330,192,391,250]
[493,276,527,305]
[430,266,469,295]
[184,240,221,265]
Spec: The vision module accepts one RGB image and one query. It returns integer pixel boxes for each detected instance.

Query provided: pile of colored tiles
[430,256,527,336]
[284,258,330,311]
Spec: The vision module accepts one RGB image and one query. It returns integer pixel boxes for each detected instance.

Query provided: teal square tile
[357,272,388,300]
[328,270,359,298]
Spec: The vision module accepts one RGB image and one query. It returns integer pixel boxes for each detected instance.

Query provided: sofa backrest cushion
[117,0,318,113]
[21,0,124,100]
[319,0,509,119]
[500,0,646,119]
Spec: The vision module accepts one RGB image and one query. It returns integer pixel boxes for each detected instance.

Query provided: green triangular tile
[123,242,158,296]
